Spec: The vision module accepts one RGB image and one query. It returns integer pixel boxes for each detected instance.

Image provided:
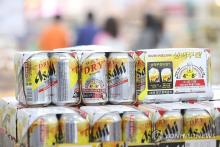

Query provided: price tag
[159,142,184,147]
[185,139,216,147]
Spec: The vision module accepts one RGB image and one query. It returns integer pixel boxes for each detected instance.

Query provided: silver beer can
[23,53,51,106]
[108,52,135,104]
[28,115,58,147]
[57,113,90,144]
[122,111,152,143]
[91,112,122,142]
[184,109,213,139]
[214,108,220,136]
[154,110,183,142]
[50,52,80,106]
[81,52,108,105]
[135,51,146,99]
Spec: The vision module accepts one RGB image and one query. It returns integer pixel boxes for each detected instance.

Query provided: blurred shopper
[39,15,70,50]
[93,17,125,50]
[156,17,172,48]
[76,12,99,45]
[133,14,171,50]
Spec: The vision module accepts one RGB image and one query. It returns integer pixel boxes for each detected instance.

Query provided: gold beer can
[154,110,183,142]
[28,114,58,147]
[184,109,213,139]
[91,112,122,142]
[122,111,152,143]
[57,113,89,144]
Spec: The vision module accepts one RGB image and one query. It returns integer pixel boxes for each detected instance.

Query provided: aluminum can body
[50,53,80,105]
[91,112,122,142]
[23,53,51,106]
[214,108,220,136]
[28,115,58,147]
[154,110,183,141]
[135,53,146,99]
[108,52,135,104]
[57,113,90,144]
[184,109,213,138]
[81,52,108,105]
[122,111,152,143]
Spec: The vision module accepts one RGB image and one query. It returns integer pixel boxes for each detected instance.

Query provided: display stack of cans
[9,46,216,146]
[15,51,80,106]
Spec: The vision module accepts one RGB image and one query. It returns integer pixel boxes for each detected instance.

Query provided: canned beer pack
[138,102,216,142]
[17,107,89,147]
[136,48,212,103]
[79,50,136,105]
[80,105,152,143]
[195,100,220,138]
[138,103,184,142]
[0,97,20,147]
[15,51,80,106]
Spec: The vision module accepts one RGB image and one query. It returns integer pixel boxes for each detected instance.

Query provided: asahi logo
[35,61,55,84]
[108,62,126,79]
[136,66,145,78]
[141,130,151,143]
[92,124,109,141]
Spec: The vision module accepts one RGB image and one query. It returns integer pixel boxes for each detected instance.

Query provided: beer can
[135,51,146,99]
[154,110,183,142]
[81,52,108,105]
[57,113,90,144]
[108,52,135,104]
[91,112,122,142]
[23,53,51,106]
[50,53,80,105]
[184,109,213,138]
[122,111,152,143]
[214,108,220,136]
[28,115,58,147]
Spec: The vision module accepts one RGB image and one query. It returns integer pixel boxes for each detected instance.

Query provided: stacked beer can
[1,46,217,147]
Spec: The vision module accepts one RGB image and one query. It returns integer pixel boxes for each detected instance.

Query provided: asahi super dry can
[57,113,89,144]
[23,53,51,106]
[214,108,220,136]
[91,112,122,142]
[122,111,152,143]
[135,51,146,99]
[154,110,183,142]
[184,109,213,138]
[108,52,135,104]
[50,52,80,106]
[81,52,108,105]
[28,115,58,147]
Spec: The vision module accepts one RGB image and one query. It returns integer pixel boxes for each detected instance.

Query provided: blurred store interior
[1,0,220,96]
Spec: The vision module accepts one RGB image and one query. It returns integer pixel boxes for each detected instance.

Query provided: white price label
[185,139,216,147]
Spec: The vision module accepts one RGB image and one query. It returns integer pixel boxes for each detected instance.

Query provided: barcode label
[25,86,33,101]
[58,60,69,101]
[185,139,216,147]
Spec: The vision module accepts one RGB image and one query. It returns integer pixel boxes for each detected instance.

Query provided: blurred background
[1,0,220,96]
